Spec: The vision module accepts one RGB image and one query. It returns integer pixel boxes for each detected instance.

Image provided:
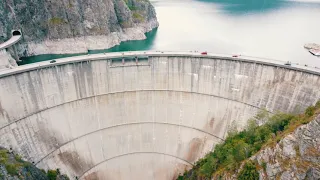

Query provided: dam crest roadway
[0,51,320,179]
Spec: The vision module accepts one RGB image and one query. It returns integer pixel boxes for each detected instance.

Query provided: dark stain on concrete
[171,163,192,180]
[209,117,215,129]
[184,138,203,163]
[36,123,93,176]
[37,122,61,150]
[153,161,191,180]
[53,66,65,102]
[83,171,99,180]
[153,165,172,180]
[26,73,40,111]
[0,100,10,121]
[203,116,218,135]
[14,75,28,114]
[58,150,92,175]
[212,114,227,138]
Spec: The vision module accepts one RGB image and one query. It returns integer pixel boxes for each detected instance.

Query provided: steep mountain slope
[234,114,320,180]
[0,0,158,56]
[180,104,320,180]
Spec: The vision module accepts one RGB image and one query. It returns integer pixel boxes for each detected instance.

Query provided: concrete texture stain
[153,163,189,180]
[0,100,9,121]
[83,171,99,180]
[38,122,61,150]
[209,117,215,129]
[171,163,192,180]
[58,151,92,175]
[184,138,204,163]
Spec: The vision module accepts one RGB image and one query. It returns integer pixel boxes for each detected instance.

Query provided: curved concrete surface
[0,51,320,179]
[0,30,22,50]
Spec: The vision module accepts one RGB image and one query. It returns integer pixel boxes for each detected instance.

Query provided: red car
[201,52,207,55]
[232,55,238,57]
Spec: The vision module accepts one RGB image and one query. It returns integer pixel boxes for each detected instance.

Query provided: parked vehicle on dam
[201,51,208,55]
[285,61,291,66]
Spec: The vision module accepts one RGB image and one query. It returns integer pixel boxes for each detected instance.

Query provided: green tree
[305,106,315,117]
[254,109,269,124]
[238,161,259,180]
[5,163,18,176]
[246,119,258,132]
[198,156,217,178]
[47,170,58,180]
[233,140,250,162]
[227,121,238,138]
[267,113,293,133]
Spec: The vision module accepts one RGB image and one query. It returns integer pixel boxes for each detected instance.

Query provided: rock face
[0,50,17,70]
[225,115,320,180]
[0,147,69,180]
[0,0,158,56]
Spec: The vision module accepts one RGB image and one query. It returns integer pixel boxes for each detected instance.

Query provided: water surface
[21,0,320,66]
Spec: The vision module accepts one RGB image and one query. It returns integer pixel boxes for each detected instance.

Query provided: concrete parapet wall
[0,52,319,179]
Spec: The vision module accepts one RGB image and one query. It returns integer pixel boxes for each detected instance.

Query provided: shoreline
[304,43,320,50]
[304,43,320,57]
[20,19,159,56]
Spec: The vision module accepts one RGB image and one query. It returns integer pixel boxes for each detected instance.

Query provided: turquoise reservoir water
[20,0,320,66]
[18,29,157,65]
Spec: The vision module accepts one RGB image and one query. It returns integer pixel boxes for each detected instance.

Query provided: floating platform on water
[309,49,320,56]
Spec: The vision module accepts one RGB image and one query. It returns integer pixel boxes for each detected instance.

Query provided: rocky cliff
[246,114,320,180]
[0,0,158,56]
[215,114,320,180]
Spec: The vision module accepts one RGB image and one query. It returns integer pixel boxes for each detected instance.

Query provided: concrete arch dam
[0,52,320,179]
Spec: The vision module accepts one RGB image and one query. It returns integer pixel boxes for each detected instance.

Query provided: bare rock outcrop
[0,0,158,56]
[223,115,320,180]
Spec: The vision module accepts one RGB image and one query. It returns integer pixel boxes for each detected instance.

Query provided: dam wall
[0,52,319,179]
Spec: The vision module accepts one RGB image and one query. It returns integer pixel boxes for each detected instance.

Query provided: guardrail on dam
[0,51,320,179]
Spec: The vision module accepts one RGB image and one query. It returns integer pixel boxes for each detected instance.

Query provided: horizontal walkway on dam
[1,51,320,77]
